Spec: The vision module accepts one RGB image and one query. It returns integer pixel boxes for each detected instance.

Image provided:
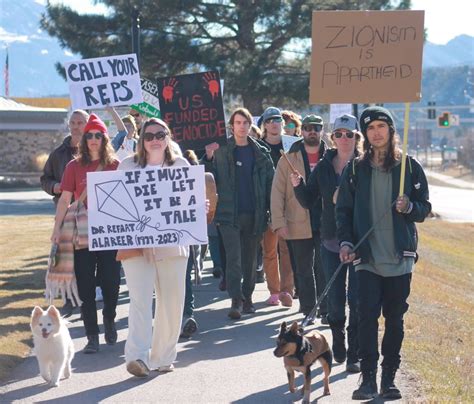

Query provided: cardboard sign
[310,10,424,104]
[157,71,227,151]
[131,78,161,118]
[86,165,207,251]
[64,54,143,110]
[281,135,300,152]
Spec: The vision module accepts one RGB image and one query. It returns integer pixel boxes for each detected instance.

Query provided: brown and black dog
[273,321,332,402]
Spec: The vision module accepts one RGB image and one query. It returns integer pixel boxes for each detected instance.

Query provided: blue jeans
[320,244,358,361]
[357,270,411,372]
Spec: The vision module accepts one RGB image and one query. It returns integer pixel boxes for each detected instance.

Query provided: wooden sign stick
[399,102,410,196]
[279,149,298,174]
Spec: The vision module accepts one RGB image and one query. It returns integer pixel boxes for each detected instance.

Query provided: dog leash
[301,199,397,328]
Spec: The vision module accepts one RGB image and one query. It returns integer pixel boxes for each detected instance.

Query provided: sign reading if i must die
[310,10,425,104]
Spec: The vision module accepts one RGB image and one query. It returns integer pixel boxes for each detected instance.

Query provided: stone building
[0,97,68,185]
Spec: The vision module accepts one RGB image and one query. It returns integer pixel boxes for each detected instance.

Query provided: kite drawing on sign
[94,180,206,243]
[203,72,219,100]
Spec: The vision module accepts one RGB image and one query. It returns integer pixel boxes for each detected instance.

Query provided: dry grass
[404,220,474,401]
[0,215,60,381]
[0,216,472,401]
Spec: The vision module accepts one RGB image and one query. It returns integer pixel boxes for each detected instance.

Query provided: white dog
[30,305,75,387]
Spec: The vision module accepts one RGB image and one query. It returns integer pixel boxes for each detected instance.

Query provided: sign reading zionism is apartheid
[157,71,227,151]
[131,78,161,118]
[310,10,424,104]
[64,54,143,110]
[86,165,207,251]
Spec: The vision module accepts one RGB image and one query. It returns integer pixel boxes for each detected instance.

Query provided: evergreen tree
[41,0,410,113]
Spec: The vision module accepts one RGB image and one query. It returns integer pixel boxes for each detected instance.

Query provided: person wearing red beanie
[84,113,108,135]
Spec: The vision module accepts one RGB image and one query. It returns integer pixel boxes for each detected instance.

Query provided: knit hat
[83,113,108,134]
[333,114,359,132]
[262,107,282,122]
[302,114,323,126]
[359,106,394,134]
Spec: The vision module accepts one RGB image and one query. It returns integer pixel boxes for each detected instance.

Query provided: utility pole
[131,8,140,67]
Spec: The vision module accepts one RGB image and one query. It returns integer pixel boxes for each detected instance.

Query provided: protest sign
[64,54,143,110]
[281,134,300,152]
[86,165,207,251]
[131,78,161,118]
[310,10,424,104]
[157,71,227,151]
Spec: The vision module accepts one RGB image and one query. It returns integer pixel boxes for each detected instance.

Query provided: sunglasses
[143,131,168,141]
[85,132,104,140]
[284,122,296,129]
[265,117,283,124]
[302,124,322,132]
[334,131,355,139]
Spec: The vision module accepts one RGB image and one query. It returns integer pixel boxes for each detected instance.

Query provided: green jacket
[202,136,274,235]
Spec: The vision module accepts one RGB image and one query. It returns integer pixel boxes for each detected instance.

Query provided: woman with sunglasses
[117,118,191,377]
[51,114,121,354]
[290,114,363,373]
[282,110,302,137]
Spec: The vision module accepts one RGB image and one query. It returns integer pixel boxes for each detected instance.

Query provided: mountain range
[1,0,473,98]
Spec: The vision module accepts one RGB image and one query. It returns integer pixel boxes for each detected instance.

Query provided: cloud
[41,49,49,55]
[0,28,30,44]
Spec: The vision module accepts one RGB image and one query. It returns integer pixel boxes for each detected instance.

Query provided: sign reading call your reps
[64,53,143,110]
[310,10,425,104]
[86,166,208,251]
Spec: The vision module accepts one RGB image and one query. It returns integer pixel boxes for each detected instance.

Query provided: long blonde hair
[135,118,177,168]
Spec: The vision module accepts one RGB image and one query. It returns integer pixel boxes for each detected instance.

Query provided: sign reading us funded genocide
[310,10,425,104]
[157,71,227,151]
[86,166,207,251]
[131,78,161,118]
[64,54,143,110]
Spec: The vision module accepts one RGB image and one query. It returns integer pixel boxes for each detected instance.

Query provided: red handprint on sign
[162,78,178,104]
[203,72,220,100]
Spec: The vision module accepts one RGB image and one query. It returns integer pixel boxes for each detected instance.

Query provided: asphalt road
[0,267,415,403]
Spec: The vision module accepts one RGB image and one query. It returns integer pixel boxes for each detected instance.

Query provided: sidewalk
[425,170,474,189]
[0,264,412,403]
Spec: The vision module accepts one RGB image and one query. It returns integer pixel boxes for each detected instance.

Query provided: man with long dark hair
[336,106,431,400]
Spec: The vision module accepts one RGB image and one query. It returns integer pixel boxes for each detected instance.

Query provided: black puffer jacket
[40,136,76,204]
[294,148,339,240]
[336,155,431,263]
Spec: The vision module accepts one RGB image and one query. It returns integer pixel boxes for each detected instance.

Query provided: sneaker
[157,364,174,372]
[346,361,361,373]
[126,359,149,377]
[228,298,242,320]
[265,294,280,306]
[83,335,99,354]
[380,367,402,399]
[352,370,378,400]
[60,300,74,318]
[212,266,222,278]
[242,298,256,314]
[95,287,103,302]
[103,317,117,345]
[255,270,265,283]
[279,292,293,307]
[180,316,198,338]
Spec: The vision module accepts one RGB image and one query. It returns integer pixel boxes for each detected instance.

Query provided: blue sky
[45,0,474,45]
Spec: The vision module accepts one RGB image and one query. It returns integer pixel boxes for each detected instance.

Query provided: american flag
[4,48,9,97]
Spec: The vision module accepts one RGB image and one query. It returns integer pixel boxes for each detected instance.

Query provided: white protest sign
[329,104,353,125]
[282,134,300,152]
[64,54,143,110]
[86,165,207,251]
[131,78,161,118]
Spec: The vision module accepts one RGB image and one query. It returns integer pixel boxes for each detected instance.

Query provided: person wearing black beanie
[336,106,431,400]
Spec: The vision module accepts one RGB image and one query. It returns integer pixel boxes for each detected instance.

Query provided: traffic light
[437,112,451,128]
[427,101,436,119]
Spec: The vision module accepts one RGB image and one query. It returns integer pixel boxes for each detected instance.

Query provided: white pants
[122,255,187,369]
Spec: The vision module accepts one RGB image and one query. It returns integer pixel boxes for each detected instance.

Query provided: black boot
[330,321,346,363]
[103,317,117,345]
[83,334,99,354]
[352,370,378,400]
[380,367,401,399]
[228,298,242,320]
[346,322,360,373]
